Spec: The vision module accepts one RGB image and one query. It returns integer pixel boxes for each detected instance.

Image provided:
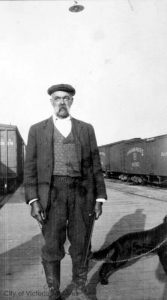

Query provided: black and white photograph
[0,1,167,299]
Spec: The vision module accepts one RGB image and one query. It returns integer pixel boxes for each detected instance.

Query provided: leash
[37,216,167,264]
[98,236,167,264]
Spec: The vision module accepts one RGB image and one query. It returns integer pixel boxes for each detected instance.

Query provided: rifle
[82,211,96,267]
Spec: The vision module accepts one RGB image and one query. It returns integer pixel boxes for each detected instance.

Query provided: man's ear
[50,98,54,106]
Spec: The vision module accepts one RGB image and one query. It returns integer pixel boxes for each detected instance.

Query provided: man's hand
[94,202,103,220]
[30,201,46,225]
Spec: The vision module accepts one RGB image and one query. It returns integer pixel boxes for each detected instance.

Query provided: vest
[53,125,81,177]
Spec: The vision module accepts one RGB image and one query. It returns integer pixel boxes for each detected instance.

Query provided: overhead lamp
[69,1,85,13]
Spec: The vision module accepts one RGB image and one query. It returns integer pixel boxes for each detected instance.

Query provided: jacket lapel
[42,116,54,152]
[71,117,84,140]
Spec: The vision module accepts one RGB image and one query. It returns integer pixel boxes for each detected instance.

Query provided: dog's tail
[91,245,114,260]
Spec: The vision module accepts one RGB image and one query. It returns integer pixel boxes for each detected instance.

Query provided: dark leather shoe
[49,287,62,300]
[66,284,89,300]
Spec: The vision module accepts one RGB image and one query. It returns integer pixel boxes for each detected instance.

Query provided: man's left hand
[94,202,103,220]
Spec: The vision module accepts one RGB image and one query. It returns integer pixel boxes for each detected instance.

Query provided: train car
[0,124,25,193]
[145,134,167,184]
[123,138,147,183]
[99,144,111,175]
[109,140,125,178]
[99,134,167,185]
[107,138,145,182]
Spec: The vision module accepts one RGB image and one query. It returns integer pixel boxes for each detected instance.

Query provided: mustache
[59,104,67,109]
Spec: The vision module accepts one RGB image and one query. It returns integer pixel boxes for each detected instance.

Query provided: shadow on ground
[0,233,43,289]
[62,208,146,299]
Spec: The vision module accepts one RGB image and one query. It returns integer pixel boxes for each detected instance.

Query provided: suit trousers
[41,176,88,266]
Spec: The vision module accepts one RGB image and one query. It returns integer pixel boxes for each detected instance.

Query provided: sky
[0,0,167,146]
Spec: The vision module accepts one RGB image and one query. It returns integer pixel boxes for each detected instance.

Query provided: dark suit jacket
[24,117,107,219]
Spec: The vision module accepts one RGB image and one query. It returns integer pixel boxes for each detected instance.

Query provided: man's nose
[60,98,65,104]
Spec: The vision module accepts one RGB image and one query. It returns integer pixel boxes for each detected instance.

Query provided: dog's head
[163,215,167,223]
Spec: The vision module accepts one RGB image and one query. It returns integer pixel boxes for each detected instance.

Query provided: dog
[91,216,167,285]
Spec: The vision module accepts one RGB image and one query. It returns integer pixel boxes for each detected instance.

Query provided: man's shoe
[49,287,62,300]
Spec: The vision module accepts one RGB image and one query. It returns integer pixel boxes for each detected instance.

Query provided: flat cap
[47,84,76,96]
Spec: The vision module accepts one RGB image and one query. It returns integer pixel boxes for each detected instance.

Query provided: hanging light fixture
[69,0,85,13]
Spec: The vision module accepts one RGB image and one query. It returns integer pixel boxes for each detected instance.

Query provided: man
[24,84,107,300]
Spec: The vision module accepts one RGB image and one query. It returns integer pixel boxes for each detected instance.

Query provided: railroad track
[105,180,167,203]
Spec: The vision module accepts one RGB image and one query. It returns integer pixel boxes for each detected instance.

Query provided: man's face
[50,91,73,118]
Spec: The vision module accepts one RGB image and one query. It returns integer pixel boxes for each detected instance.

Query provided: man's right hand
[30,201,46,225]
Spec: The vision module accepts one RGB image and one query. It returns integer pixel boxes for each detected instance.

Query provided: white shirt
[52,114,71,137]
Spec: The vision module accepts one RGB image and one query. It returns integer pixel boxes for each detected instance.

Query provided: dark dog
[91,216,167,285]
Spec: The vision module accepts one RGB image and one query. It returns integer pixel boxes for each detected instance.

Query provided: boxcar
[145,134,167,184]
[109,140,125,177]
[124,138,146,177]
[99,134,167,185]
[0,124,25,193]
[99,144,111,175]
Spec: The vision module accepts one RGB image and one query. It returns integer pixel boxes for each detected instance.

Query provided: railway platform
[0,181,167,300]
